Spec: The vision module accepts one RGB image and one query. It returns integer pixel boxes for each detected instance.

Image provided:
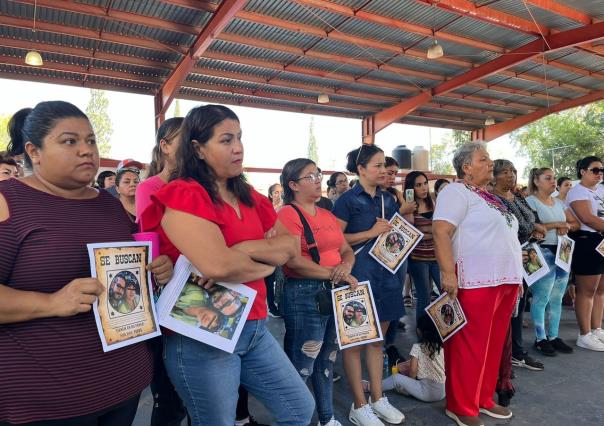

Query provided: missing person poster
[87,242,161,352]
[425,293,467,342]
[369,213,423,274]
[332,281,382,350]
[596,238,604,258]
[156,256,255,353]
[521,242,549,286]
[555,235,575,272]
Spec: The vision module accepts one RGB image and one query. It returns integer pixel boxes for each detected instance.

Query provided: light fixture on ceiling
[427,39,443,59]
[25,0,43,67]
[317,93,330,104]
[485,116,496,126]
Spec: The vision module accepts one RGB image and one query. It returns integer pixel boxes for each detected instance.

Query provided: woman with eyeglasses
[332,144,405,426]
[276,158,357,426]
[565,156,604,351]
[326,172,349,203]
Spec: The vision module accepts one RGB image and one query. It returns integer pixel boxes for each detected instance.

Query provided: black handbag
[288,204,334,315]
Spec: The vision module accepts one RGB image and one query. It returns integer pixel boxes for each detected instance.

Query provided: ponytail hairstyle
[280,158,315,204]
[175,104,253,207]
[528,167,552,194]
[403,170,434,211]
[147,117,184,178]
[576,156,602,180]
[345,144,383,175]
[7,102,88,168]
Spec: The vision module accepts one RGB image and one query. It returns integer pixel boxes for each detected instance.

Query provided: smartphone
[405,189,415,203]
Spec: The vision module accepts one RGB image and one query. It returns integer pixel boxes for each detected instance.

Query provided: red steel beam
[154,0,246,127]
[524,0,592,25]
[364,21,604,138]
[472,89,604,141]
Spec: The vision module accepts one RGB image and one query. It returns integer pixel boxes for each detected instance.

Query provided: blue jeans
[408,259,441,322]
[530,247,570,340]
[283,279,338,424]
[163,320,315,426]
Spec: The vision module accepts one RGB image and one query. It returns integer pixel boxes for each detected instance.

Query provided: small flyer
[156,256,255,353]
[87,241,161,352]
[369,213,424,274]
[331,281,382,350]
[596,238,604,258]
[424,293,467,342]
[521,241,549,286]
[555,235,575,272]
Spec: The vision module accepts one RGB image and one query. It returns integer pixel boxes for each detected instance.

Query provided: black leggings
[0,395,140,426]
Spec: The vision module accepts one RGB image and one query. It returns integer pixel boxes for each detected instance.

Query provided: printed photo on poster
[555,235,575,272]
[331,281,382,350]
[87,242,161,352]
[156,256,256,353]
[424,293,467,342]
[521,242,549,286]
[596,238,604,258]
[369,213,423,274]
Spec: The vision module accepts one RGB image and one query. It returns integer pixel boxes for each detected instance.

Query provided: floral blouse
[493,193,536,245]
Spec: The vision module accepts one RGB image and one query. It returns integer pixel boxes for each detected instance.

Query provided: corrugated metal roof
[0,0,602,133]
[488,0,583,31]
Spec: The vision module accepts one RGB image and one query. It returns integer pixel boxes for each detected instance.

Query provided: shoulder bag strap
[288,203,321,264]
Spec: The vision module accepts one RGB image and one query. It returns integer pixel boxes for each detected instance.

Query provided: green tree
[430,132,456,175]
[451,129,471,147]
[511,101,604,178]
[0,114,10,151]
[85,89,113,157]
[307,116,319,164]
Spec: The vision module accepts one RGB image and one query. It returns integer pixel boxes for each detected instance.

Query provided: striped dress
[0,179,152,424]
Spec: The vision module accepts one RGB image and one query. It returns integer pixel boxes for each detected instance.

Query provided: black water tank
[392,145,412,169]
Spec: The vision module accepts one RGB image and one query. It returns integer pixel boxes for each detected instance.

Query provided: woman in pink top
[135,117,183,223]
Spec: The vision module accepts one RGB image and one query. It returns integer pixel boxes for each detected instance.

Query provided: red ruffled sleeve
[140,179,223,233]
[251,188,277,232]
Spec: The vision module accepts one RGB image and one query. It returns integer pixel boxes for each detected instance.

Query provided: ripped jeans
[284,279,339,425]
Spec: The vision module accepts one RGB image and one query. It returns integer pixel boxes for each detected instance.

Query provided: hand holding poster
[156,256,255,353]
[521,242,549,286]
[331,281,382,350]
[87,242,161,352]
[424,293,467,342]
[555,235,575,272]
[369,213,423,274]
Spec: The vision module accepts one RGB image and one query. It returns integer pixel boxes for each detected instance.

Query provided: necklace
[464,182,514,227]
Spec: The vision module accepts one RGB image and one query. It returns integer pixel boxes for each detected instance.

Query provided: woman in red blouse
[141,105,315,426]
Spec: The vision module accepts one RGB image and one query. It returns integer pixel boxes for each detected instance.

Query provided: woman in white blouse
[433,142,523,426]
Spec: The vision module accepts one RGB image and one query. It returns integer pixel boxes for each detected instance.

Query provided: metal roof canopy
[0,0,603,141]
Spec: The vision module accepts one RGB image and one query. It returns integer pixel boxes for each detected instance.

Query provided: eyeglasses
[296,172,323,184]
[588,167,604,174]
[335,179,348,186]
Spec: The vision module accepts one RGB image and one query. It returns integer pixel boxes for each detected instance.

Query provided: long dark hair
[280,158,315,204]
[417,313,443,359]
[7,102,88,168]
[403,171,434,211]
[175,104,253,207]
[148,117,184,178]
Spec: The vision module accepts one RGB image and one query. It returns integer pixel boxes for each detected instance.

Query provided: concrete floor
[133,306,604,426]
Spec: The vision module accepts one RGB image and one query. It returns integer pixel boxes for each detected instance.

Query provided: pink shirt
[135,175,166,226]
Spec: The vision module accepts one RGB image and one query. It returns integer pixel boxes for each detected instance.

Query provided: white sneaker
[370,396,405,424]
[591,328,604,343]
[576,333,604,351]
[349,403,384,426]
[318,417,343,426]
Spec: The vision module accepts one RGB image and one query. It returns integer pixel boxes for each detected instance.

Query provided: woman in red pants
[432,142,523,426]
